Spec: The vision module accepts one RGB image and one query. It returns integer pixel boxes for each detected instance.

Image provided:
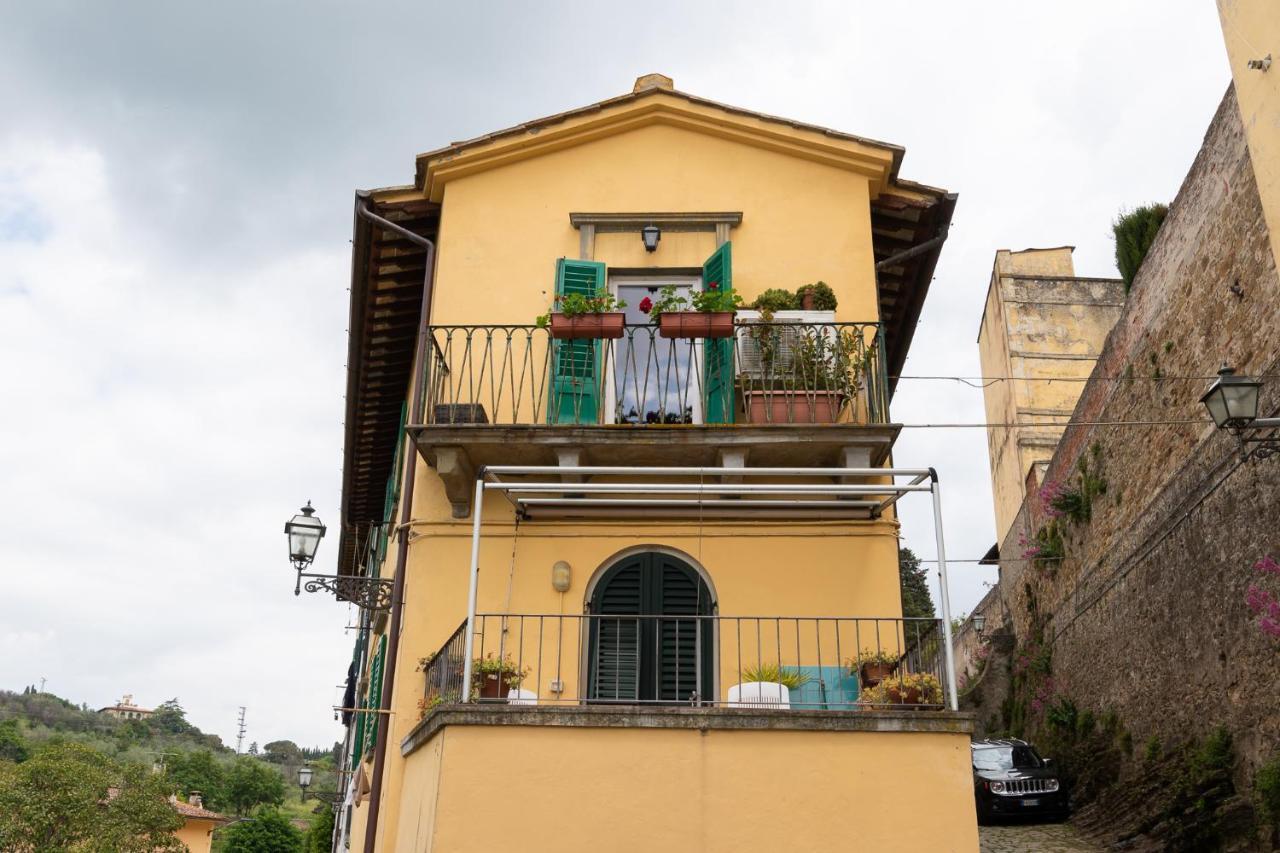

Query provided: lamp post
[296,765,342,809]
[1200,365,1280,460]
[287,503,394,611]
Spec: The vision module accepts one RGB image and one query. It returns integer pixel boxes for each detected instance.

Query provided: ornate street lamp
[972,613,986,635]
[287,503,393,611]
[1200,365,1280,460]
[296,765,341,808]
[285,503,326,569]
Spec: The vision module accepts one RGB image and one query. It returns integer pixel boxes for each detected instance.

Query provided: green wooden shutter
[549,259,606,424]
[375,402,408,576]
[654,557,712,702]
[702,243,735,424]
[588,561,642,701]
[363,635,387,757]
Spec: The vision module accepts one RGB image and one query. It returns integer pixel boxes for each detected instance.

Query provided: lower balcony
[417,613,951,712]
[397,614,977,853]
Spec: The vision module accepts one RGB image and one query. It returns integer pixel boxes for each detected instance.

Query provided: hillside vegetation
[0,688,339,851]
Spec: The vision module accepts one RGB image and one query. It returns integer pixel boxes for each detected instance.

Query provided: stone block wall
[992,84,1280,784]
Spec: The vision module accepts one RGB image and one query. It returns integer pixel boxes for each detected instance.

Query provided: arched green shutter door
[702,243,734,424]
[549,258,606,424]
[588,554,714,703]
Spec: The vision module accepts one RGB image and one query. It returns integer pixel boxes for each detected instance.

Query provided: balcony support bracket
[434,446,476,518]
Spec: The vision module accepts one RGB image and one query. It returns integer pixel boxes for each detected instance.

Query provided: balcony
[410,321,899,515]
[418,613,949,713]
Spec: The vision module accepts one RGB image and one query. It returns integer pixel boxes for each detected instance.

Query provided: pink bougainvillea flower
[1255,555,1280,575]
[1261,617,1280,639]
[638,296,653,314]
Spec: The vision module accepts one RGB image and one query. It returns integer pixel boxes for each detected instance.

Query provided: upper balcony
[410,318,899,514]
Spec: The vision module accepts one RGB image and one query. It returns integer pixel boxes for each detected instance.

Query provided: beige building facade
[329,75,977,852]
[976,248,1124,544]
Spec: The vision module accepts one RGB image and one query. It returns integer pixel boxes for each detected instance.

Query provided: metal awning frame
[460,465,960,710]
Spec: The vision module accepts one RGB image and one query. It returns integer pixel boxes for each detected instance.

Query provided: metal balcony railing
[418,321,889,427]
[421,614,948,711]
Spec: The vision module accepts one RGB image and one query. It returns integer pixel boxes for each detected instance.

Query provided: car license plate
[1021,798,1040,807]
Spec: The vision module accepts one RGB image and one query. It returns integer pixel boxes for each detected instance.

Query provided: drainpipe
[355,196,436,853]
[874,221,951,272]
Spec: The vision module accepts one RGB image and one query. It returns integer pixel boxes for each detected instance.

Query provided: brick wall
[990,84,1280,782]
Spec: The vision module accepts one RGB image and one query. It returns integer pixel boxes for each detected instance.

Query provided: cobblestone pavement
[979,822,1103,852]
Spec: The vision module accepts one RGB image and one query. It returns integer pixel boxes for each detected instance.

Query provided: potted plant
[852,648,899,688]
[642,282,742,339]
[741,662,811,693]
[743,326,864,424]
[795,281,837,311]
[536,292,628,339]
[470,653,529,702]
[859,672,943,709]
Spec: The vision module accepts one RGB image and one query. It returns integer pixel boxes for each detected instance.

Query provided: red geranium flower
[638,296,653,314]
[708,281,719,290]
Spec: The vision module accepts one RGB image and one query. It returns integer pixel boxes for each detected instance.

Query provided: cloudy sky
[0,1,1231,747]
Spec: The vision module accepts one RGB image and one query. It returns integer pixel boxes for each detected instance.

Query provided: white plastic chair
[506,688,538,705]
[727,681,790,709]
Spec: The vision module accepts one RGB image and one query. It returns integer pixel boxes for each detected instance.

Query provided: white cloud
[0,0,1231,742]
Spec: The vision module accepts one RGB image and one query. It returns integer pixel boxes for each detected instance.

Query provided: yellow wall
[393,724,977,853]
[428,121,881,328]
[1218,0,1280,276]
[175,817,218,853]
[977,248,1124,543]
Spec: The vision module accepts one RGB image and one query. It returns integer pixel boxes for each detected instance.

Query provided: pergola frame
[460,465,960,710]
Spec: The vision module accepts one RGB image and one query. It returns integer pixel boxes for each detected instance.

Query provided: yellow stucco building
[976,248,1125,545]
[170,794,227,853]
[328,75,976,852]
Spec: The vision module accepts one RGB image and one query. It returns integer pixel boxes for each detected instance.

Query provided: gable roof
[410,78,914,201]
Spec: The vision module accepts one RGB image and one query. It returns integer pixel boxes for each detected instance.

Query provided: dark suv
[971,738,1070,823]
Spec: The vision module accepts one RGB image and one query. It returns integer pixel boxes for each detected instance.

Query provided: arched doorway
[586,551,715,704]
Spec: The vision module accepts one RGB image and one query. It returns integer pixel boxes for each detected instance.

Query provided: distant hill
[0,688,230,761]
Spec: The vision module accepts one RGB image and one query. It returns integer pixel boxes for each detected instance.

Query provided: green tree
[262,740,302,764]
[221,809,303,853]
[304,807,334,853]
[898,547,936,620]
[166,749,228,811]
[225,756,286,815]
[0,741,184,852]
[0,719,29,763]
[148,699,195,736]
[1113,203,1168,291]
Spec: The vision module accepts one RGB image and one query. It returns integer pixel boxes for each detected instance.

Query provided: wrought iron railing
[418,321,889,427]
[420,620,469,711]
[422,614,948,711]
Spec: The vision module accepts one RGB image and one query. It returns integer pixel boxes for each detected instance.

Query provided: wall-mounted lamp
[551,560,572,593]
[972,614,986,635]
[1200,364,1280,461]
[641,224,661,252]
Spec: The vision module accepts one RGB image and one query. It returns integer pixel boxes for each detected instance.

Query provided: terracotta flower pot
[801,291,817,311]
[859,661,895,688]
[658,311,735,339]
[549,312,626,339]
[745,390,843,424]
[476,674,509,702]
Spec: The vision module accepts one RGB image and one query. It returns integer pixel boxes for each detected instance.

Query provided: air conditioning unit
[736,310,836,376]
